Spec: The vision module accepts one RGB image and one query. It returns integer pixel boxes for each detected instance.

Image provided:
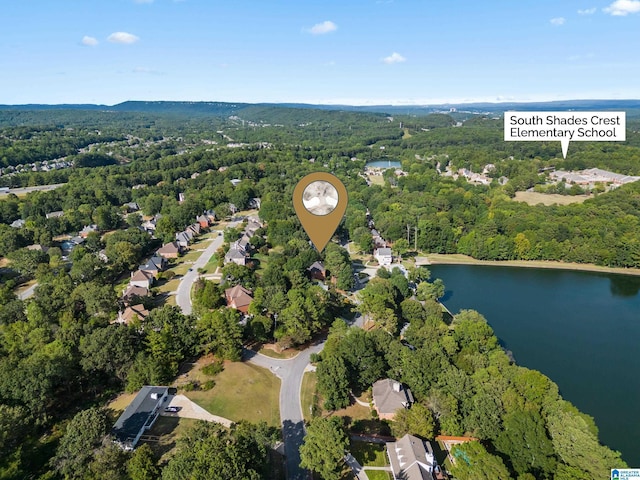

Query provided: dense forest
[0,103,637,478]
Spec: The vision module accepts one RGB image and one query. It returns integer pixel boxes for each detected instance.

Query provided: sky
[2,0,640,105]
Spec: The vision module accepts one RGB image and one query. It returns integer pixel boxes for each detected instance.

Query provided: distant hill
[1,99,640,117]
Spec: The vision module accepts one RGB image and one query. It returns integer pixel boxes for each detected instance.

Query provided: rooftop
[111,386,168,448]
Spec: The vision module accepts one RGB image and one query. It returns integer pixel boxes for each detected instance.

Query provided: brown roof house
[307,261,326,281]
[116,304,149,325]
[225,285,253,314]
[130,270,154,289]
[157,241,181,259]
[121,285,151,306]
[387,434,443,480]
[372,378,414,420]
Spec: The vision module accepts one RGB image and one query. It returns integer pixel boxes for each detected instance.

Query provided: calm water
[429,264,640,466]
[365,159,401,169]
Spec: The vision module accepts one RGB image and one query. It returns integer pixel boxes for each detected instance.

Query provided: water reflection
[609,275,640,297]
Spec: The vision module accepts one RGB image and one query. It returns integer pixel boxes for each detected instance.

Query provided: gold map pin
[293,172,348,252]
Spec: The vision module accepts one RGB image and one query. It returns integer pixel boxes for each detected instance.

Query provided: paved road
[0,183,67,196]
[244,340,325,480]
[175,229,230,315]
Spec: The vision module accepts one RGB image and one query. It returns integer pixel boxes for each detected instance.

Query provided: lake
[365,159,401,169]
[429,264,640,466]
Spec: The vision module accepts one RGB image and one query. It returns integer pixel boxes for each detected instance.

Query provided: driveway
[243,340,325,480]
[162,394,233,427]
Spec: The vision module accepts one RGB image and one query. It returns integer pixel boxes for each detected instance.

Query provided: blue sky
[2,0,640,105]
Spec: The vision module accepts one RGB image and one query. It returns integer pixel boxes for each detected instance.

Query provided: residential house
[374,247,393,266]
[138,255,167,278]
[307,261,326,281]
[46,210,64,219]
[112,386,170,451]
[26,244,49,253]
[224,246,247,266]
[175,230,194,248]
[187,223,201,236]
[124,202,140,212]
[225,285,253,314]
[116,304,149,325]
[121,285,151,306]
[157,241,181,259]
[79,224,99,238]
[230,179,242,187]
[372,378,414,420]
[142,214,161,233]
[196,215,210,229]
[244,220,263,237]
[10,219,25,228]
[130,270,154,289]
[204,210,216,223]
[248,197,261,209]
[237,235,251,253]
[387,434,444,480]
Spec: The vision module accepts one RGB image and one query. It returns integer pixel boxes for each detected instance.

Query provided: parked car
[164,406,181,413]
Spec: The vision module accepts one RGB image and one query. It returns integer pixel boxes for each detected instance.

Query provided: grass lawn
[106,392,137,413]
[186,361,281,427]
[350,441,388,467]
[300,372,319,422]
[143,416,199,463]
[258,344,300,359]
[514,190,589,206]
[367,174,385,186]
[365,471,393,480]
[155,278,181,294]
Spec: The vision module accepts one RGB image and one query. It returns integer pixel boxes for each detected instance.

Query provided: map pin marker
[293,172,348,253]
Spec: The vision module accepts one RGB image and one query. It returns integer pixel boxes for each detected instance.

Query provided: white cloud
[577,7,597,14]
[550,17,566,25]
[604,0,640,15]
[382,52,406,64]
[107,32,140,44]
[81,36,98,46]
[308,21,337,35]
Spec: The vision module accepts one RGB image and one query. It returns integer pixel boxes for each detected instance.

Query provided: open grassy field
[186,361,281,427]
[514,191,589,206]
[367,174,385,186]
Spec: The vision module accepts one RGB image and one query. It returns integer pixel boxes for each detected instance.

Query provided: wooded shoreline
[423,253,640,277]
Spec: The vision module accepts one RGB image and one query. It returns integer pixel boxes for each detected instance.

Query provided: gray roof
[112,386,168,447]
[387,434,437,480]
[372,379,414,414]
[10,219,25,228]
[225,247,246,260]
[376,247,392,256]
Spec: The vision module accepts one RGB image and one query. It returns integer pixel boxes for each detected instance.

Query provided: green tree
[450,441,513,480]
[299,416,349,480]
[128,443,160,480]
[162,421,268,480]
[52,408,109,479]
[79,324,136,383]
[316,355,350,410]
[197,308,243,361]
[392,402,436,439]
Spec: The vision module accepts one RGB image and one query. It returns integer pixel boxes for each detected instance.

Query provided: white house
[375,247,393,266]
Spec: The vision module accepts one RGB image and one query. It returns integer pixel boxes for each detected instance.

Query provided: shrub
[202,360,224,377]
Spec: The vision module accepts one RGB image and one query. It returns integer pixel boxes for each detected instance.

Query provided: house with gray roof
[374,247,393,266]
[10,219,25,228]
[387,434,443,480]
[372,378,414,420]
[112,386,169,450]
[225,246,247,266]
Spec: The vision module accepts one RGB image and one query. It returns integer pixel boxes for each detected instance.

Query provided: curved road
[175,224,325,479]
[243,342,325,480]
